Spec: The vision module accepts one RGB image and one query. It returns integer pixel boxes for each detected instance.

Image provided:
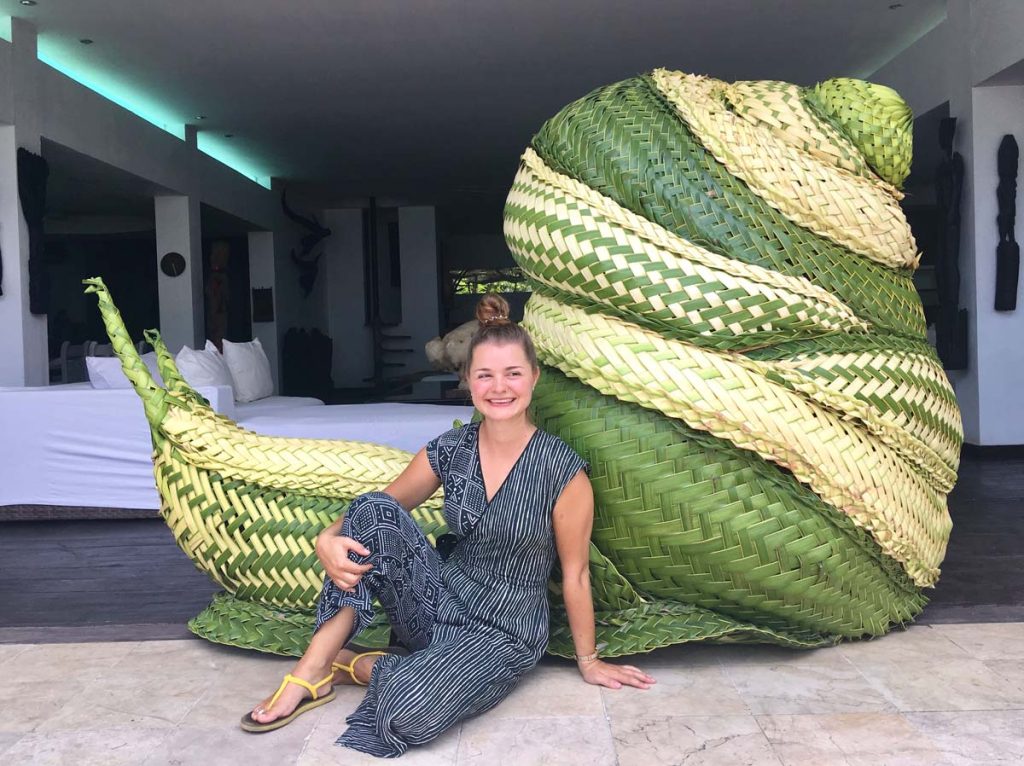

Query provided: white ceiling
[12,0,946,202]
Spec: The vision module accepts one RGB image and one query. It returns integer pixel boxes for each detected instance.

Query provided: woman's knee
[344,491,404,537]
[385,697,448,744]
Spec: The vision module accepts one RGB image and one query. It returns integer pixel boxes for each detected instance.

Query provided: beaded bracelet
[574,650,599,664]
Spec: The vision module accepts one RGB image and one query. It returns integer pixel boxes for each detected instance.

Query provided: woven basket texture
[508,69,958,645]
[649,70,916,269]
[724,79,878,183]
[529,75,925,338]
[808,78,914,189]
[87,273,905,658]
[523,294,951,588]
[85,68,957,657]
[532,370,927,643]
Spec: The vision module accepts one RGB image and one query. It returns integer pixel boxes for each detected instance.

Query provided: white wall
[394,206,439,376]
[248,230,279,391]
[962,86,1024,445]
[871,1,1024,116]
[871,18,952,115]
[0,22,46,386]
[324,208,373,387]
[154,195,203,351]
[969,0,1024,86]
[0,33,11,125]
[868,1,1024,445]
[0,125,47,385]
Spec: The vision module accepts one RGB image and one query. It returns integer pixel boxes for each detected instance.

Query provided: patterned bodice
[426,422,588,589]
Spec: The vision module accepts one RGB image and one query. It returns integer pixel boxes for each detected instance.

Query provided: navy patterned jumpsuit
[313,421,588,757]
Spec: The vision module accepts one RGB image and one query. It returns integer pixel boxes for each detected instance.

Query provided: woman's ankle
[353,654,380,684]
[293,654,334,680]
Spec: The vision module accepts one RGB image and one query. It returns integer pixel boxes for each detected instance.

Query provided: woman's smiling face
[467,341,540,422]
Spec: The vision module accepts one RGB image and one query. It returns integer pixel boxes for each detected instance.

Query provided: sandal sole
[239,690,337,733]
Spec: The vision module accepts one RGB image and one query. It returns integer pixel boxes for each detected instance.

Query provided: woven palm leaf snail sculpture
[88,70,958,657]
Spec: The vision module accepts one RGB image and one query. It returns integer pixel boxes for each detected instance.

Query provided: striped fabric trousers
[314,492,520,758]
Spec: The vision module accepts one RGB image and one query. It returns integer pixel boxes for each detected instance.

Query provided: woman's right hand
[315,533,373,593]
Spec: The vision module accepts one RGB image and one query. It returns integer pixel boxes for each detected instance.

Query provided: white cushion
[87,352,164,389]
[175,344,235,393]
[222,337,274,403]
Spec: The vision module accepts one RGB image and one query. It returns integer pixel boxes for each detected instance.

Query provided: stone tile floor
[1,622,1022,765]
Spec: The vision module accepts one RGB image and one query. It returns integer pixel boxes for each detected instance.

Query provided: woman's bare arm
[553,472,598,659]
[553,470,654,690]
[318,447,440,534]
[316,446,441,590]
[381,447,443,512]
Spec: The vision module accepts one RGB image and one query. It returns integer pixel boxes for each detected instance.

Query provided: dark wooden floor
[0,518,215,630]
[923,451,1024,621]
[1,452,1022,641]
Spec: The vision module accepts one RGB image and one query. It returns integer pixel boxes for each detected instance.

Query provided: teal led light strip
[37,41,186,139]
[36,37,272,188]
[197,133,272,189]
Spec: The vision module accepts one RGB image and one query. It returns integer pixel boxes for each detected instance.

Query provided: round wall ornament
[160,252,186,277]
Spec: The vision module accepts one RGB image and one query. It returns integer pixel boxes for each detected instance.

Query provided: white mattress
[234,395,325,418]
[0,385,473,511]
[240,403,474,454]
[0,384,233,510]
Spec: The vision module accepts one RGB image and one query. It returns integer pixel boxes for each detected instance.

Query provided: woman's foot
[249,658,334,725]
[331,648,386,685]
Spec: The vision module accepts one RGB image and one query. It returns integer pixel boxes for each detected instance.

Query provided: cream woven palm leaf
[511,70,960,652]
[89,70,958,658]
[85,277,446,654]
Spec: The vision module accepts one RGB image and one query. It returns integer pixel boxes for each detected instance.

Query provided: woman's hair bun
[465,292,539,375]
[475,293,511,326]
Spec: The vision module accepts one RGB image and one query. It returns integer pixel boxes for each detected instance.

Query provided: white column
[395,206,439,376]
[936,1,1024,445]
[154,194,203,352]
[324,208,372,387]
[247,230,279,392]
[858,1,1024,445]
[952,85,1024,445]
[0,19,46,386]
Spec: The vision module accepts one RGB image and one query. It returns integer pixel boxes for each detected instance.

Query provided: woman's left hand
[578,659,656,690]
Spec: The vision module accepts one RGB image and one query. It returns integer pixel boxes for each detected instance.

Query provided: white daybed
[0,384,473,513]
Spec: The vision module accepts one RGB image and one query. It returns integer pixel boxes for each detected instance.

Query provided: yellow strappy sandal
[240,672,336,733]
[331,650,389,686]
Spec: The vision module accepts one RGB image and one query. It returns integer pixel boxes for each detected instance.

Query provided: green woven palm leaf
[528,75,925,338]
[531,368,926,643]
[510,68,957,651]
[89,67,958,659]
[808,78,914,188]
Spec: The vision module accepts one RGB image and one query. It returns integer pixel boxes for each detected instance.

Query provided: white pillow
[87,352,164,389]
[175,344,235,393]
[222,337,273,402]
